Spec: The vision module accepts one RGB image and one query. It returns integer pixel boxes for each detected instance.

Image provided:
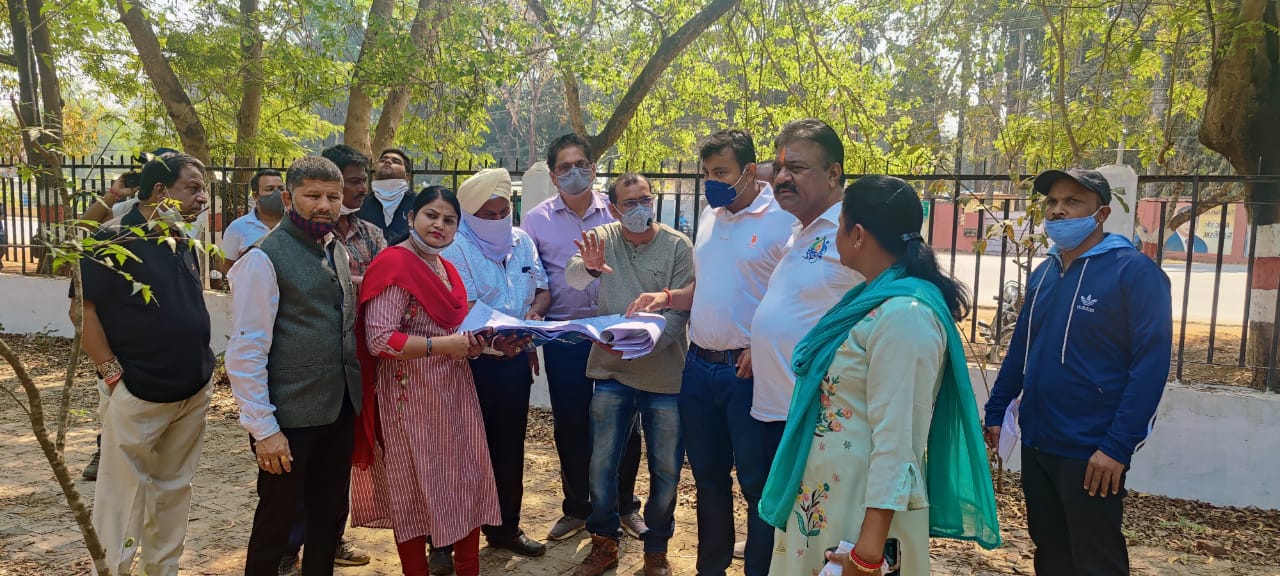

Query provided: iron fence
[1,156,1278,389]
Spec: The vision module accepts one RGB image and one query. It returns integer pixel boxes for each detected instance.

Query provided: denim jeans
[680,351,783,576]
[586,379,683,553]
[544,340,643,519]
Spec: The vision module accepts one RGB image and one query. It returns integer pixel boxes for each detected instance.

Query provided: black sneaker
[82,451,100,481]
[429,546,454,575]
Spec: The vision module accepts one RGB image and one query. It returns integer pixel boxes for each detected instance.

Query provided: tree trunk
[116,0,211,164]
[371,0,440,155]
[27,0,61,152]
[1198,0,1280,390]
[232,0,264,188]
[344,0,395,157]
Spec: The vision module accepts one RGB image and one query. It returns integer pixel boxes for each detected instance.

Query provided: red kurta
[349,284,500,546]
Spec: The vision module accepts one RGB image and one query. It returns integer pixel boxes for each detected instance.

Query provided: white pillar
[519,161,554,218]
[1096,163,1139,243]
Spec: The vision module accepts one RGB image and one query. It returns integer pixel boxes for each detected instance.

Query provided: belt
[691,344,745,365]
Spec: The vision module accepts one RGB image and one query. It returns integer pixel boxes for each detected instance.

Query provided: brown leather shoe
[643,552,671,576]
[571,535,619,576]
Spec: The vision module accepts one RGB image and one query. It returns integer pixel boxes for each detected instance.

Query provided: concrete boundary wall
[1,273,1273,509]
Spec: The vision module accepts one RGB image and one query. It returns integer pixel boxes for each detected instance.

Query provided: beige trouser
[92,379,212,576]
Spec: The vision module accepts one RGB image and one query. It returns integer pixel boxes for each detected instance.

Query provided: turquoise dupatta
[758,265,1002,549]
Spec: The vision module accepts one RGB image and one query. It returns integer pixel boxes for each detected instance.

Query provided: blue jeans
[587,379,683,553]
[680,351,783,576]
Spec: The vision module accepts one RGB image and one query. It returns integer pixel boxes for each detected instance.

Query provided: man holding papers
[565,173,693,576]
[442,168,550,560]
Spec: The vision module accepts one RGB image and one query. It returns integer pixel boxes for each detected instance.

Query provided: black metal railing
[1,155,1278,389]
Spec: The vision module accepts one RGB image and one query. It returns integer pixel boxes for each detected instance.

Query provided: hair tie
[901,232,923,243]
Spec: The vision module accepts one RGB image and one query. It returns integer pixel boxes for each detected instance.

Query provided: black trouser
[1021,445,1129,576]
[544,339,643,519]
[245,400,355,576]
[471,352,536,543]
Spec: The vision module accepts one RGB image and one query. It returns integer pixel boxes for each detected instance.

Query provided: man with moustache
[324,144,387,290]
[227,156,364,576]
[750,119,863,526]
[359,147,417,245]
[221,168,286,272]
[521,133,647,546]
[74,152,215,576]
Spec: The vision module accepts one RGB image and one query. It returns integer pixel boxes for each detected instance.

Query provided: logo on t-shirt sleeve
[803,236,830,263]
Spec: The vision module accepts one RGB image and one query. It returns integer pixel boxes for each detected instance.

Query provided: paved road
[944,253,1250,325]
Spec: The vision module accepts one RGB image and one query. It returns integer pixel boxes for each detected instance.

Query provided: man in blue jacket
[984,168,1172,576]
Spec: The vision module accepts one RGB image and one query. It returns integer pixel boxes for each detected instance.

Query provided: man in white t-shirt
[629,130,793,576]
[750,118,863,509]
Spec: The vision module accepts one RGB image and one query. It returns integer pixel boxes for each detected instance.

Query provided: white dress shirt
[442,227,549,318]
[224,237,339,440]
[750,201,863,422]
[688,184,794,351]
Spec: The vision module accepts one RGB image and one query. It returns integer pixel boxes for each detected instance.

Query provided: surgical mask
[620,204,654,234]
[1044,209,1101,251]
[704,170,748,208]
[256,190,285,216]
[287,208,336,240]
[557,167,593,196]
[339,203,360,216]
[155,202,200,238]
[409,226,450,255]
[372,179,409,201]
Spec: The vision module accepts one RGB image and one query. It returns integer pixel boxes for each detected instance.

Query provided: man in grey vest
[226,156,364,576]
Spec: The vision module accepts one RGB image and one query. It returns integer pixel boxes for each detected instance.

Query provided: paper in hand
[819,540,855,576]
[999,397,1021,462]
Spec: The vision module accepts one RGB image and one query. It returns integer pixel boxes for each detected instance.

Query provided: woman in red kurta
[350,186,500,576]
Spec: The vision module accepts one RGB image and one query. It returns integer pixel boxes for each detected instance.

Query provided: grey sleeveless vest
[255,217,363,429]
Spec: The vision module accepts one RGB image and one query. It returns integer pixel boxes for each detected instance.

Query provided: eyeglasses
[618,196,654,210]
[554,160,593,176]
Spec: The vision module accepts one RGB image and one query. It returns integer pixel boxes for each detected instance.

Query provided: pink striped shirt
[349,285,500,545]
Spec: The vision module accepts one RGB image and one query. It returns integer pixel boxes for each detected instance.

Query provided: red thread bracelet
[661,288,672,309]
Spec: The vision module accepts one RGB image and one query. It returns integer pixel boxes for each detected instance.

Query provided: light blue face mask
[1044,209,1101,250]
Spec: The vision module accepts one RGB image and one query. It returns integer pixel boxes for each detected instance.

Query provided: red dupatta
[352,245,468,469]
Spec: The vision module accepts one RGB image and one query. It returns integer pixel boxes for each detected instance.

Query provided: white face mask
[409,226,450,255]
[339,204,360,216]
[371,179,409,201]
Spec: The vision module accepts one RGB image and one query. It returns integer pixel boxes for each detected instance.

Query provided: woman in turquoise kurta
[761,176,1001,576]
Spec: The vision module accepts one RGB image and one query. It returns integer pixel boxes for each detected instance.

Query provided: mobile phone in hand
[883,538,901,576]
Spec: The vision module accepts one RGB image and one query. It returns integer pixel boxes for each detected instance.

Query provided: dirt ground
[2,333,1278,576]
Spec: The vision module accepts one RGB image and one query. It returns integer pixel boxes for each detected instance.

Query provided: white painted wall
[969,366,1280,510]
[0,272,554,402]
[3,273,1272,508]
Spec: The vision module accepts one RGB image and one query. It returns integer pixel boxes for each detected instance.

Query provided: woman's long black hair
[842,175,971,321]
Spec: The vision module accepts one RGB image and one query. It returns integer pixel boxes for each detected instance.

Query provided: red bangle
[849,548,883,572]
[661,288,672,308]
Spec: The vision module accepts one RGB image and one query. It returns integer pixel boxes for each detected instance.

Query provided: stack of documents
[458,301,666,360]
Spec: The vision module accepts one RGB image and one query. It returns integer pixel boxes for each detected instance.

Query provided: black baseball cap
[1033,168,1112,205]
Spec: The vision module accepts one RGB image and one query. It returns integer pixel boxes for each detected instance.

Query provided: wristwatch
[96,357,123,386]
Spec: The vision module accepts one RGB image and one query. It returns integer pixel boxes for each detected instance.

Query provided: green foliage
[7,0,1229,180]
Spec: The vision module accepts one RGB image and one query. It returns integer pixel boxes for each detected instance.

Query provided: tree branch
[588,0,742,155]
[0,337,112,576]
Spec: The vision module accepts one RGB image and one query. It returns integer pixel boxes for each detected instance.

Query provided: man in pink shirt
[521,133,646,542]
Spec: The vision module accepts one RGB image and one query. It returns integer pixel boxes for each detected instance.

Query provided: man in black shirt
[74,152,215,576]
